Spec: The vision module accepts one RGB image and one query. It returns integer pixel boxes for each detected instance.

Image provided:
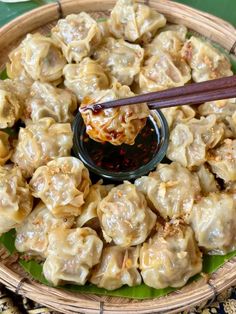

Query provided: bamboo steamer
[0,1,236,313]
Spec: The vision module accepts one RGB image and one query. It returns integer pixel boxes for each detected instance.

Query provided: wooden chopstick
[80,75,236,112]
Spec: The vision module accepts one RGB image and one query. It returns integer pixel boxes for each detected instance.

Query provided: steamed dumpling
[97,181,156,247]
[182,36,233,82]
[7,33,66,85]
[189,192,236,254]
[93,37,144,86]
[140,222,202,289]
[138,50,191,93]
[207,139,236,183]
[198,99,236,118]
[0,131,11,166]
[90,246,141,290]
[194,164,219,195]
[80,81,149,145]
[43,227,103,286]
[109,0,166,43]
[11,118,73,178]
[167,115,225,168]
[51,13,102,63]
[15,202,74,258]
[64,58,110,102]
[0,165,33,235]
[135,162,201,220]
[30,157,91,217]
[24,81,77,123]
[161,105,195,130]
[0,78,30,105]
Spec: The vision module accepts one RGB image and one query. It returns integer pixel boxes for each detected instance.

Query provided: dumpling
[0,78,30,105]
[138,50,191,93]
[109,0,166,43]
[90,246,141,290]
[93,37,144,86]
[97,181,156,247]
[167,115,225,168]
[135,162,201,220]
[77,182,113,227]
[7,33,66,85]
[189,192,236,254]
[0,165,33,235]
[80,81,149,145]
[0,81,21,128]
[195,164,219,195]
[51,13,101,63]
[24,81,77,123]
[64,58,110,102]
[0,131,11,166]
[145,24,187,58]
[140,222,202,289]
[15,202,74,258]
[43,227,103,286]
[198,99,236,118]
[30,157,91,218]
[207,139,236,183]
[11,118,73,178]
[182,36,233,82]
[161,105,195,130]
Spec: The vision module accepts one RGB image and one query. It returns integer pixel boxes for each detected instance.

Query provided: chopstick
[80,75,236,112]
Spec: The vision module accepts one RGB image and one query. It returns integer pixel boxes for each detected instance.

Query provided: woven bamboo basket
[0,1,236,313]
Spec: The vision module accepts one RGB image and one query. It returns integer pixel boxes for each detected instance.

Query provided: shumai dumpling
[195,164,219,195]
[97,181,156,247]
[207,139,236,182]
[15,202,74,258]
[64,58,110,102]
[167,115,225,168]
[140,222,202,289]
[30,157,91,217]
[138,50,191,93]
[51,13,101,63]
[11,118,73,178]
[43,227,103,286]
[0,81,21,128]
[80,81,149,145]
[77,182,113,227]
[24,81,77,123]
[161,105,195,130]
[0,131,11,166]
[90,246,141,290]
[0,165,33,235]
[93,37,144,86]
[182,36,233,82]
[7,33,66,84]
[145,24,187,58]
[135,162,201,220]
[109,0,166,43]
[189,192,236,254]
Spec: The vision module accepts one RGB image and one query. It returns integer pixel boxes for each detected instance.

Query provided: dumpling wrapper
[7,33,66,85]
[194,164,219,195]
[93,37,144,86]
[0,131,11,166]
[182,36,233,82]
[64,58,111,102]
[207,139,236,183]
[161,105,195,130]
[15,202,74,258]
[189,192,236,255]
[11,117,73,178]
[140,222,202,289]
[135,162,201,220]
[0,165,33,235]
[43,227,103,286]
[109,0,166,43]
[51,13,102,63]
[24,81,77,123]
[80,81,149,145]
[97,181,156,247]
[30,157,91,217]
[90,246,141,290]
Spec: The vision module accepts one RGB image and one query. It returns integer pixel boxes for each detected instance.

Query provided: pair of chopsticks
[81,75,236,112]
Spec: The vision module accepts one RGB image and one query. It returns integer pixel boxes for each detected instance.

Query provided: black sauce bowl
[72,110,169,181]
